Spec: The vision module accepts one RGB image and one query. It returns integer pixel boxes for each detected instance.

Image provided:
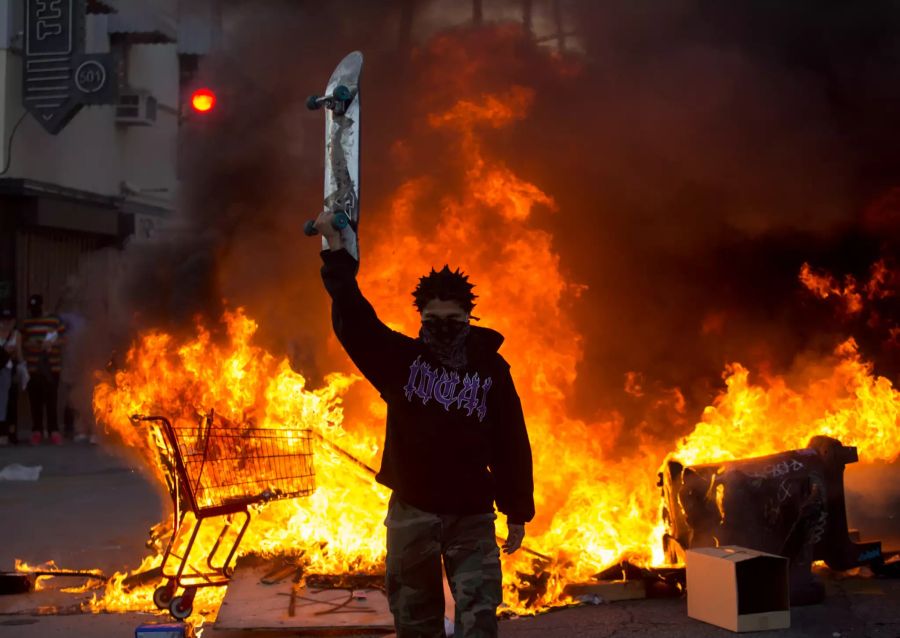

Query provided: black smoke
[79,1,899,451]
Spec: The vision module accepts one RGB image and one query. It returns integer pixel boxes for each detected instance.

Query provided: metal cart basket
[132,413,316,619]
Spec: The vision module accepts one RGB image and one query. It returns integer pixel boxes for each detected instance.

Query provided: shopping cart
[131,412,316,619]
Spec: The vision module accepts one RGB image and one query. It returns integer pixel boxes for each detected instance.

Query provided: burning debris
[661,436,888,606]
[77,299,900,623]
[76,16,900,621]
[9,3,895,630]
[1,561,106,596]
[132,412,316,619]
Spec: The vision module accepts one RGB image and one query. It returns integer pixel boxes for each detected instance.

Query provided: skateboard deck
[306,51,363,262]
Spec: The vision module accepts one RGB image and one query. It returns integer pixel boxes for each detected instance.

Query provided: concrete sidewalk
[1,444,898,637]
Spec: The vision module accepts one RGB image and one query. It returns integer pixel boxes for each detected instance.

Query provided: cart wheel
[169,595,192,620]
[153,583,174,610]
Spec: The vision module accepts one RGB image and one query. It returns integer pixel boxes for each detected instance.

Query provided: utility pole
[398,0,416,54]
[553,0,566,52]
[523,0,533,37]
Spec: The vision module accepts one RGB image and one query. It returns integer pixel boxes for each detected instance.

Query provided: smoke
[845,462,900,548]
[552,2,900,441]
[77,1,899,454]
[76,1,407,396]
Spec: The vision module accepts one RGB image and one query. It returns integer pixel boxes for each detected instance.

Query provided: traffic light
[190,88,217,114]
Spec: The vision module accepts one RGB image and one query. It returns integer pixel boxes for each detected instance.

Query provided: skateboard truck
[303,211,351,237]
[306,85,354,116]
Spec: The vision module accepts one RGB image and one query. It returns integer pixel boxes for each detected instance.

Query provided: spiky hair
[412,265,477,313]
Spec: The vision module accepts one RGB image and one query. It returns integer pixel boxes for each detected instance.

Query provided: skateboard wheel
[333,212,350,230]
[333,85,351,102]
[306,95,322,111]
[303,220,318,236]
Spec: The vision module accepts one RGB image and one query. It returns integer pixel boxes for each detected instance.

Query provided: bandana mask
[419,317,470,369]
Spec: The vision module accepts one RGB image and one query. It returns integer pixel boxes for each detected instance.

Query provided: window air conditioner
[116,90,158,126]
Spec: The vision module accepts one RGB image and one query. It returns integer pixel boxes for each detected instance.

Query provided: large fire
[81,31,900,623]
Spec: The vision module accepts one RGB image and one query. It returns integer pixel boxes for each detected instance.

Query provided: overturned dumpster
[660,435,887,604]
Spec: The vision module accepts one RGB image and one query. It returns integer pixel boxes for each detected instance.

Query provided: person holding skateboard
[314,210,535,637]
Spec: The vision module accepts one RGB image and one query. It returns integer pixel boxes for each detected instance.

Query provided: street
[1,444,898,637]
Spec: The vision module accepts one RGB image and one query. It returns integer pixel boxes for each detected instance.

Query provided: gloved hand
[503,523,525,554]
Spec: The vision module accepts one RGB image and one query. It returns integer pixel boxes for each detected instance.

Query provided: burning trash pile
[11,15,899,628]
[85,313,899,621]
[80,40,900,620]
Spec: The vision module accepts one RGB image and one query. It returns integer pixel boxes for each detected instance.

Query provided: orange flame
[799,259,896,314]
[83,36,900,623]
[799,262,864,314]
[672,339,899,467]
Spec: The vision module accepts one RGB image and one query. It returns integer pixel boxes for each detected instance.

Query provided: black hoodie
[321,249,535,524]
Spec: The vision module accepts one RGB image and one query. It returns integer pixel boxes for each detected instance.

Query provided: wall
[0,0,180,210]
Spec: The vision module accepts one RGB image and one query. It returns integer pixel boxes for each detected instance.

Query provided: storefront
[0,178,167,317]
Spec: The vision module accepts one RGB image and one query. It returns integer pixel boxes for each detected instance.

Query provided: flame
[672,339,899,467]
[78,28,900,623]
[799,258,896,314]
[90,310,386,616]
[14,560,105,593]
[15,559,104,578]
[865,259,897,300]
[799,262,864,314]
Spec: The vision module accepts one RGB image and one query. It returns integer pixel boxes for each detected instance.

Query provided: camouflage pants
[385,496,502,638]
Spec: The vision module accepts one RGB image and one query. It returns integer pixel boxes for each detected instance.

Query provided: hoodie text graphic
[403,355,493,421]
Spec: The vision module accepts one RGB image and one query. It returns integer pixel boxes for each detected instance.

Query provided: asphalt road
[1,444,898,637]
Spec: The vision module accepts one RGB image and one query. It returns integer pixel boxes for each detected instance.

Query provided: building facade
[0,0,217,317]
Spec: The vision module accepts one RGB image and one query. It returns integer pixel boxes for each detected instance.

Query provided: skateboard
[303,51,363,262]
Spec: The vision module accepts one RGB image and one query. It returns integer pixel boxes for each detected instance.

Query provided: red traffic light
[190,88,216,113]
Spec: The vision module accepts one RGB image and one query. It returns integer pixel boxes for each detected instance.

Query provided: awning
[0,178,170,238]
[108,6,177,44]
[87,0,118,14]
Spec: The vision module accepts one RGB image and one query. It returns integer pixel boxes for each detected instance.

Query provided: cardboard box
[686,546,790,632]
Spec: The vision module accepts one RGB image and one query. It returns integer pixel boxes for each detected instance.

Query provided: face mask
[420,317,470,368]
[422,317,468,344]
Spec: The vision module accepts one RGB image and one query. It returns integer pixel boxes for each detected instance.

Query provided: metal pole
[523,0,533,36]
[553,0,566,52]
[398,0,416,54]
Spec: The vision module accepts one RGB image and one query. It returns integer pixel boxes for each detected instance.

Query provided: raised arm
[315,212,411,391]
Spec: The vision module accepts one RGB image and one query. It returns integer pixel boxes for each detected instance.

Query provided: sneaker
[30,432,42,445]
[49,432,63,445]
[73,433,88,443]
[88,434,98,445]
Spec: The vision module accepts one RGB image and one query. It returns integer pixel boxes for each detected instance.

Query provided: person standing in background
[57,277,90,443]
[22,294,65,445]
[0,307,23,446]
